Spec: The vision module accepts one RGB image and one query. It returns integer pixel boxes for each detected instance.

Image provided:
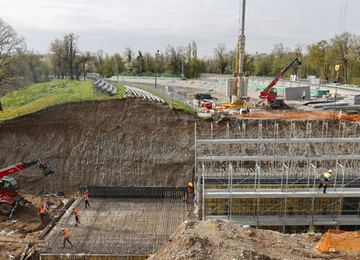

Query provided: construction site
[2,1,360,258]
[2,77,360,259]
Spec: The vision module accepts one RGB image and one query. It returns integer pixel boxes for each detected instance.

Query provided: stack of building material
[347,94,360,105]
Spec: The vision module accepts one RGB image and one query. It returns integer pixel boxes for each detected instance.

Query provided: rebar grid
[42,187,192,256]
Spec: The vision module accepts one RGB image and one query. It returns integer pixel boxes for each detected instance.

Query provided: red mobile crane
[0,159,54,219]
[259,57,302,107]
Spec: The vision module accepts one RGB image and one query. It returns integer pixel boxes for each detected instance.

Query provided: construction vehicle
[259,57,302,107]
[0,159,54,219]
[334,64,342,83]
[218,0,253,112]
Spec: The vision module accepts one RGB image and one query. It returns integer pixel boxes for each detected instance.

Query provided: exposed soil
[0,194,64,259]
[150,220,358,260]
[0,97,358,259]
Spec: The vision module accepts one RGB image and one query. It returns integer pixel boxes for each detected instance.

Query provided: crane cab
[0,176,20,196]
[269,88,277,95]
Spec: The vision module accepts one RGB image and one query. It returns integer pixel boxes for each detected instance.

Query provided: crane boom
[259,57,301,104]
[0,159,54,178]
[0,159,54,218]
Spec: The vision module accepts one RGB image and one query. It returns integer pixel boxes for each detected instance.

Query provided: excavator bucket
[38,162,55,176]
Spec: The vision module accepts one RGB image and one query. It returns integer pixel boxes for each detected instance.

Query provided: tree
[308,40,331,82]
[113,53,125,75]
[50,33,79,80]
[123,47,135,74]
[134,51,145,75]
[213,43,229,74]
[78,51,93,80]
[187,57,201,79]
[192,41,198,59]
[25,50,50,83]
[329,32,354,84]
[165,45,185,77]
[0,18,25,110]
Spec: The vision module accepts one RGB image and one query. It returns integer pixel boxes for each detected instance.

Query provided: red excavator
[259,57,302,107]
[0,159,54,219]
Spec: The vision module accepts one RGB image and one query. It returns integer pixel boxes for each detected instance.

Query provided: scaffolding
[195,119,360,233]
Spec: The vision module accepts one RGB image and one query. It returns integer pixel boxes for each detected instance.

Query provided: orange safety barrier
[0,99,56,116]
[316,229,360,252]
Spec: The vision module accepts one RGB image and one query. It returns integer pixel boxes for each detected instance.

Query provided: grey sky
[0,0,358,58]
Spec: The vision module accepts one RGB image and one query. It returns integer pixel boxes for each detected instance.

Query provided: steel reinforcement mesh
[41,186,193,257]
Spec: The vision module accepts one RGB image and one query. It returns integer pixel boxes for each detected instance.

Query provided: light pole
[155,50,159,89]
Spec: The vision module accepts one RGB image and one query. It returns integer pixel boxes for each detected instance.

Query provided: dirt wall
[0,98,209,195]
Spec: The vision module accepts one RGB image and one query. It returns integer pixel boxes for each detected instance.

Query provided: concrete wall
[285,86,310,101]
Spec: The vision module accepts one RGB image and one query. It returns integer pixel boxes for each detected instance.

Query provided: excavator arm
[259,57,302,102]
[0,159,54,179]
[0,159,54,218]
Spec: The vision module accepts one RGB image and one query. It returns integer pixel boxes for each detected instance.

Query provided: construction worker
[39,204,46,222]
[318,170,332,193]
[72,207,81,226]
[61,228,73,248]
[182,192,188,203]
[84,192,90,208]
[187,182,193,193]
[302,90,306,100]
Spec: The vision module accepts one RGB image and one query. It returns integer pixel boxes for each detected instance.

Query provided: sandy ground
[0,194,64,259]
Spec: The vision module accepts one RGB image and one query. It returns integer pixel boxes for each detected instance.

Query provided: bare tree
[0,18,25,110]
[213,43,229,74]
[50,33,79,80]
[78,51,93,80]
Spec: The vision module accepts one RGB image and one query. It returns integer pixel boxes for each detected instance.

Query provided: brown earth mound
[150,220,356,260]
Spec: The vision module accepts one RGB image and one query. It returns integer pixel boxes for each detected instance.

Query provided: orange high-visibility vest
[62,230,69,238]
[73,208,79,217]
[39,205,45,214]
[84,193,89,201]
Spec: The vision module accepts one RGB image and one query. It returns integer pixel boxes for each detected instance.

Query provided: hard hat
[328,169,332,173]
[62,228,65,231]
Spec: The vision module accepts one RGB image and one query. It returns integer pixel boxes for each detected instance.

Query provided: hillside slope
[0,97,208,195]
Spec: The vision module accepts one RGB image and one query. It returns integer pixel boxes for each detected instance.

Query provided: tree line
[1,17,360,98]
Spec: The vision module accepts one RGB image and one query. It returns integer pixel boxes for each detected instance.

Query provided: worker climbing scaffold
[318,170,332,193]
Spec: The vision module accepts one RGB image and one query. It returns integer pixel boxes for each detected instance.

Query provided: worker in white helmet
[318,169,332,194]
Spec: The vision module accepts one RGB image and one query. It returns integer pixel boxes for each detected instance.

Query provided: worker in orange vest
[187,182,193,193]
[72,207,81,226]
[61,228,73,248]
[182,192,188,203]
[84,192,90,209]
[39,204,46,222]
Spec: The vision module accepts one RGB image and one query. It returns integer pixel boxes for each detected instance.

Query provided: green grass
[0,79,126,121]
[171,100,197,115]
[0,79,200,122]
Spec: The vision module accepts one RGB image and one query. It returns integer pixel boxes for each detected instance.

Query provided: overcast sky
[0,0,358,58]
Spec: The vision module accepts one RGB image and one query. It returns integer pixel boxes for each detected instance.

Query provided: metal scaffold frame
[195,120,360,233]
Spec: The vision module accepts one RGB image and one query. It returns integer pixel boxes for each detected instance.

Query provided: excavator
[0,159,54,219]
[259,57,302,108]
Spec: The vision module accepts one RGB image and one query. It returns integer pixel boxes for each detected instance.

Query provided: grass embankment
[171,100,197,116]
[0,79,198,121]
[0,79,125,121]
